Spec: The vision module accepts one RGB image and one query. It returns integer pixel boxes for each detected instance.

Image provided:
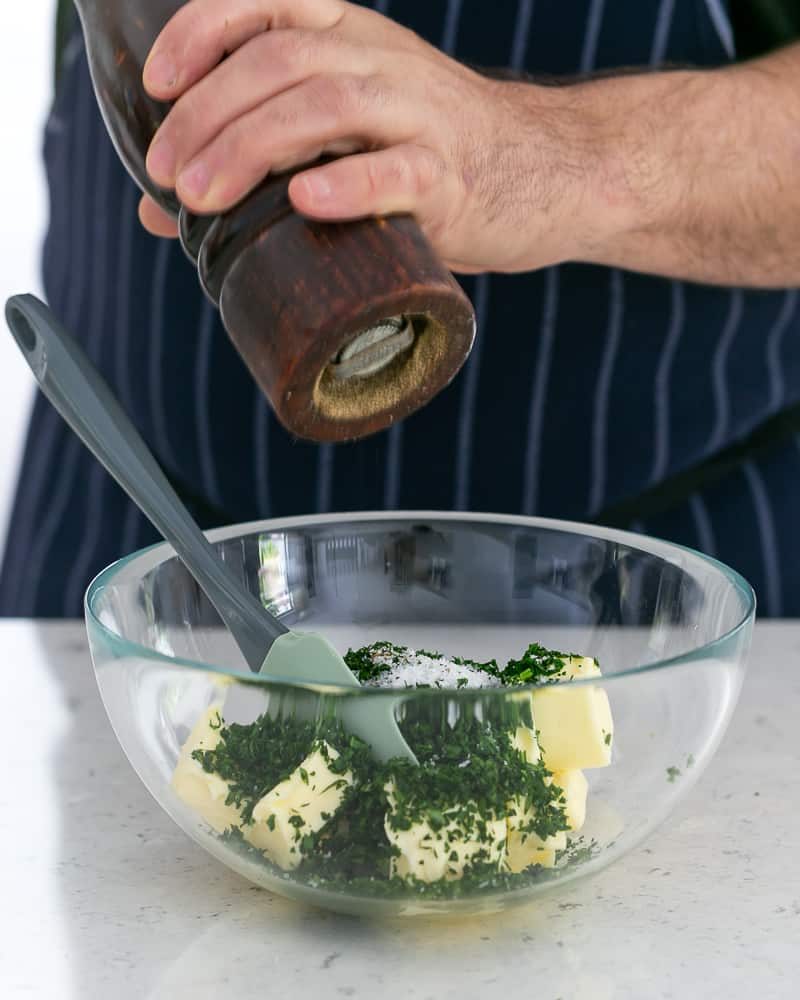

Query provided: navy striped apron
[3,0,799,618]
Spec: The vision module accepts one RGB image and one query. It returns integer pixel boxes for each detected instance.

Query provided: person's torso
[43,0,800,524]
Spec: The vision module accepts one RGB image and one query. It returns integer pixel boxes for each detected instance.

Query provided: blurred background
[0,5,53,563]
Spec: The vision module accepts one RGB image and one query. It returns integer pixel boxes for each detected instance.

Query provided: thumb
[138,195,180,238]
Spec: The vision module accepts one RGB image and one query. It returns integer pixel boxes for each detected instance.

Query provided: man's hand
[139,0,607,274]
[140,1,800,287]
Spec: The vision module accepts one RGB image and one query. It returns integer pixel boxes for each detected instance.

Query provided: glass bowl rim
[84,509,756,694]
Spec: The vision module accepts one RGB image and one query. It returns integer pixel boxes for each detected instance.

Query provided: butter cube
[244,742,353,870]
[550,769,589,832]
[532,684,613,770]
[505,797,568,873]
[171,706,243,834]
[385,786,506,883]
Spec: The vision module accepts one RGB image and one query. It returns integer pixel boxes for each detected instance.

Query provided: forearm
[137,1,800,284]
[518,43,800,287]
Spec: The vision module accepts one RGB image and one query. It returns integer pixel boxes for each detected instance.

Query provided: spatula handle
[5,294,287,668]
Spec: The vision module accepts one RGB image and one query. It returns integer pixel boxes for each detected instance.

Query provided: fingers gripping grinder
[74,0,476,441]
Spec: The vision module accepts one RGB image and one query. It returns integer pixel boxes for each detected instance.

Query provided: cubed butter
[243,742,353,870]
[550,769,589,832]
[385,786,506,883]
[505,797,568,873]
[171,706,243,834]
[532,684,613,770]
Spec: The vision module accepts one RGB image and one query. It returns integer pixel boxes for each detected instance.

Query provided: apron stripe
[511,0,536,71]
[766,290,798,414]
[521,267,559,515]
[688,493,716,557]
[195,300,224,510]
[148,240,180,471]
[589,269,625,514]
[113,181,139,415]
[650,0,676,65]
[120,494,143,557]
[650,281,686,485]
[703,0,735,59]
[383,419,403,509]
[23,433,85,614]
[442,0,464,56]
[580,0,606,74]
[253,396,272,519]
[707,289,744,454]
[64,462,107,615]
[316,445,335,514]
[453,274,490,510]
[742,460,782,616]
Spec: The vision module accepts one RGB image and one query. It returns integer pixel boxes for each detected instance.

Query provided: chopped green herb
[188,638,608,900]
[344,641,586,689]
[557,837,600,867]
[666,766,681,783]
[500,644,575,686]
[386,715,567,846]
[192,715,370,823]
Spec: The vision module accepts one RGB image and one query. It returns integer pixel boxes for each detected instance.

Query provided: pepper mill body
[74,0,477,442]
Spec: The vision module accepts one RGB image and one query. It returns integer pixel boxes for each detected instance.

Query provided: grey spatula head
[5,294,416,764]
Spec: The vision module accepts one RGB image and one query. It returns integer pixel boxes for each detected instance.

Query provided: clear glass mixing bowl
[85,512,754,918]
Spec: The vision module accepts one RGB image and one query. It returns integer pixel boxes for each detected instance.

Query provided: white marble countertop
[2,620,799,1000]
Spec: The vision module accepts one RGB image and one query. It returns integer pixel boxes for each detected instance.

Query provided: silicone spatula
[5,294,416,764]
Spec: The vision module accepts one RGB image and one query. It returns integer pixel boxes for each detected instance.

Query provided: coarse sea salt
[361,646,502,690]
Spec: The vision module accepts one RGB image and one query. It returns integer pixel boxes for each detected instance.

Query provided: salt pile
[361,646,501,689]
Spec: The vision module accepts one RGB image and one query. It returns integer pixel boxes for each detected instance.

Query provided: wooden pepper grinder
[74,0,476,442]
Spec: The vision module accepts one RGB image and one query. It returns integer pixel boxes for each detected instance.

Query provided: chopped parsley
[188,639,605,899]
[386,716,567,844]
[191,714,370,823]
[499,643,576,686]
[344,641,583,688]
